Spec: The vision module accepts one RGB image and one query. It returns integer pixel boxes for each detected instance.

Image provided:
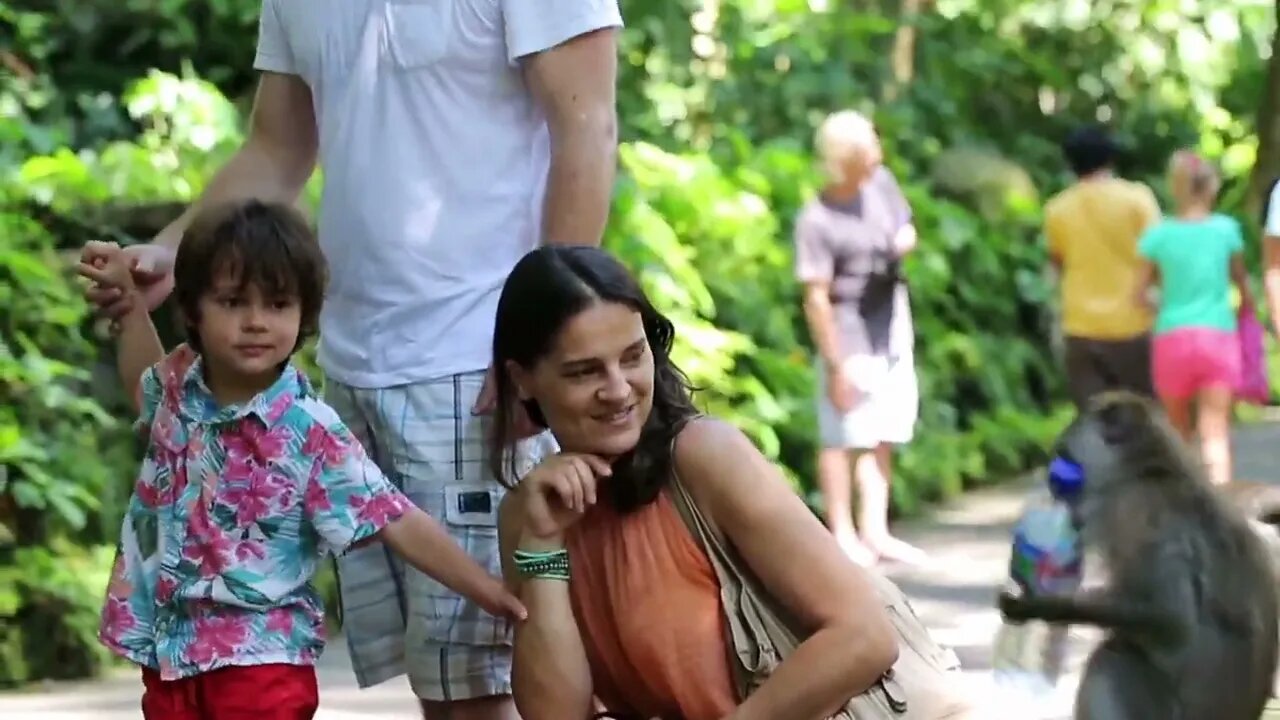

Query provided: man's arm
[154,72,318,250]
[523,28,619,248]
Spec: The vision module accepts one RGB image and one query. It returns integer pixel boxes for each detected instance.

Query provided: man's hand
[84,243,176,320]
[827,365,860,414]
[472,365,547,439]
[78,241,138,294]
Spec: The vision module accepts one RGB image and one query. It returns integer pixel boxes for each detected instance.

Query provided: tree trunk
[1248,1,1280,224]
[883,0,925,102]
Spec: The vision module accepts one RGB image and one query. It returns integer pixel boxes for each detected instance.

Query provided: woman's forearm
[727,625,898,720]
[511,540,595,720]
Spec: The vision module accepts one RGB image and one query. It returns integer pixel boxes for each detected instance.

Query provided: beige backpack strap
[668,463,779,685]
[666,420,973,719]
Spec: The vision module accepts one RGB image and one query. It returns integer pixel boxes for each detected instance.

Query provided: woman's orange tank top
[565,489,738,720]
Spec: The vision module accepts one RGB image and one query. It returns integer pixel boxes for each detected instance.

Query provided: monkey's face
[1054,391,1192,500]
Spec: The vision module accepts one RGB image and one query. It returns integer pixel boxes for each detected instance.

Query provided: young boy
[77,199,526,719]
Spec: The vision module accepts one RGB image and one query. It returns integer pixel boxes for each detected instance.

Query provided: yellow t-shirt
[1044,177,1161,339]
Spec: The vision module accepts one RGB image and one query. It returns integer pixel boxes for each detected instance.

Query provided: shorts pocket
[444,485,501,528]
[383,0,452,70]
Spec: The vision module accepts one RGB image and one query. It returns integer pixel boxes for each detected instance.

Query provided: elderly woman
[490,246,898,720]
[793,110,925,566]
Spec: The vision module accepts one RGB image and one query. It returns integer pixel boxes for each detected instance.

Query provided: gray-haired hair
[815,110,878,184]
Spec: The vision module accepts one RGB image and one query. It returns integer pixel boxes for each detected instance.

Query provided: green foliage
[0,169,131,685]
[0,542,117,686]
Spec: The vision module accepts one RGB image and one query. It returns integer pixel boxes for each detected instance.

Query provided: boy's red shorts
[141,663,318,720]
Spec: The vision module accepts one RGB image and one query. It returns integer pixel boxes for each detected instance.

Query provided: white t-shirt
[1266,180,1280,238]
[254,0,623,388]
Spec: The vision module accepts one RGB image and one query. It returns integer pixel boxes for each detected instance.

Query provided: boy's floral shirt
[98,345,413,680]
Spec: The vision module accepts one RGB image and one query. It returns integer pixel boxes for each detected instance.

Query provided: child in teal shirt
[1134,150,1254,486]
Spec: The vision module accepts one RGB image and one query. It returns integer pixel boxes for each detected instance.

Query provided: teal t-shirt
[1137,212,1243,334]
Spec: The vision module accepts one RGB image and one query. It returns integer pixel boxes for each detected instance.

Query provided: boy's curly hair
[172,199,327,354]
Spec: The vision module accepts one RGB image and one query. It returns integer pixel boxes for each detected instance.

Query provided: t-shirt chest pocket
[382,0,454,70]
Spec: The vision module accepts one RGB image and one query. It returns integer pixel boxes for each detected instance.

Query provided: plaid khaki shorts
[325,372,555,701]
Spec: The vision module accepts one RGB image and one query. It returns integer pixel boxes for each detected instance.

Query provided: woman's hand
[518,452,612,541]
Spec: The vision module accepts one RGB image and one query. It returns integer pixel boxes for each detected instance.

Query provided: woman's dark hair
[173,199,327,355]
[489,246,700,513]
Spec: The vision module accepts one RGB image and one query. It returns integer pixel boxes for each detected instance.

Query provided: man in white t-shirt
[84,1,622,718]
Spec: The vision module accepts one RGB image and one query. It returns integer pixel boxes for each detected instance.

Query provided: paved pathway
[4,421,1279,719]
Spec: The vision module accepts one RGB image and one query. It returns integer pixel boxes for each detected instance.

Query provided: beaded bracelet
[513,548,571,582]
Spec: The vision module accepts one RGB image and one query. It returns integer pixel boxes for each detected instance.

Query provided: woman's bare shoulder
[672,416,776,508]
[673,416,758,472]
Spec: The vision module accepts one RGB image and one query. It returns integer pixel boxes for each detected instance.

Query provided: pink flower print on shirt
[233,539,267,563]
[101,595,137,638]
[185,506,236,578]
[135,478,167,510]
[303,424,348,467]
[155,574,179,604]
[183,613,251,667]
[266,390,294,425]
[223,421,290,467]
[265,606,293,635]
[151,412,183,455]
[221,465,287,527]
[304,461,332,515]
[186,432,206,458]
[351,493,408,528]
[170,460,189,498]
[161,369,184,412]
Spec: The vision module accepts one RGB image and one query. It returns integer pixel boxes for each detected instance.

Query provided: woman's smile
[593,403,637,427]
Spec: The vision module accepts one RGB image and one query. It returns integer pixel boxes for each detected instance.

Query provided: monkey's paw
[997,591,1031,624]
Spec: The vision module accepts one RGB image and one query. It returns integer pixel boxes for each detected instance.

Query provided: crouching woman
[490,245,899,720]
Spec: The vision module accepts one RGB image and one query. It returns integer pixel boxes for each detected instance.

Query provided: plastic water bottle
[991,457,1086,712]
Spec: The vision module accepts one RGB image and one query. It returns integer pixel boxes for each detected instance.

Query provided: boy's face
[194,271,301,385]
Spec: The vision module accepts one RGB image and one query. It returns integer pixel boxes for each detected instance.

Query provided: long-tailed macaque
[998,391,1278,720]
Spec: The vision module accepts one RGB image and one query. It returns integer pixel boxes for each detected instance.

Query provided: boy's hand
[79,242,144,334]
[83,242,176,320]
[476,574,529,623]
[377,507,529,622]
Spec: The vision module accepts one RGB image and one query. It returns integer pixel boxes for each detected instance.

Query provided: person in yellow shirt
[1044,126,1161,408]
